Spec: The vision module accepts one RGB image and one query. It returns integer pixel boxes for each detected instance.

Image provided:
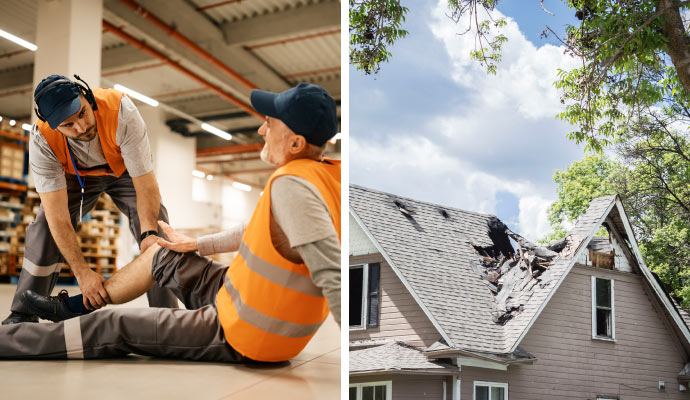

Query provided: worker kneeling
[0,83,341,363]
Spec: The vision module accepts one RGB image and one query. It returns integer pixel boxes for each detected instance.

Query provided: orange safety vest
[37,88,126,177]
[216,158,341,362]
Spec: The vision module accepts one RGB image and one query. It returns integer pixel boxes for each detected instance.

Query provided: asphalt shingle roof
[350,184,617,354]
[350,341,456,374]
[350,185,503,352]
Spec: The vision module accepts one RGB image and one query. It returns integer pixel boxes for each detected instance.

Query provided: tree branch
[540,0,554,16]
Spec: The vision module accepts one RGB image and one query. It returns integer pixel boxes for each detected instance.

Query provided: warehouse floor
[0,283,341,399]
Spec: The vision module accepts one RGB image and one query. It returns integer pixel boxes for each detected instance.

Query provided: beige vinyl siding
[349,257,441,346]
[350,374,449,400]
[460,264,689,399]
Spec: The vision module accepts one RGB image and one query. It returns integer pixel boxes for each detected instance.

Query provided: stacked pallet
[0,123,27,183]
[6,190,39,276]
[77,195,121,276]
[9,190,122,279]
[0,144,24,181]
[0,192,23,276]
[0,124,28,278]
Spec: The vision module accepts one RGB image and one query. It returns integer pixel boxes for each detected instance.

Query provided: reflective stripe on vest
[238,241,323,298]
[224,274,324,338]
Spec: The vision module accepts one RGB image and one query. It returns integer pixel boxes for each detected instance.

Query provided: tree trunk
[657,0,690,94]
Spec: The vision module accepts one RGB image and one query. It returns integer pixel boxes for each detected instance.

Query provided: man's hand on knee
[75,268,111,310]
[156,221,198,253]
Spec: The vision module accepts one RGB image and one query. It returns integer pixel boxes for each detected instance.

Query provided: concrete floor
[0,283,341,399]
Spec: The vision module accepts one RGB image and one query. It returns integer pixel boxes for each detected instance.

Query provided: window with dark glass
[350,265,365,328]
[593,277,614,339]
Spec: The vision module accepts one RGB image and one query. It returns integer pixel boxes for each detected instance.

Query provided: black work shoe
[20,290,82,322]
[1,311,39,325]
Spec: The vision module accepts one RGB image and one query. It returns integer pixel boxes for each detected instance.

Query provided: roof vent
[439,209,450,219]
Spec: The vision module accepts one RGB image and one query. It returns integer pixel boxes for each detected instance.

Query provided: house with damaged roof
[349,184,690,400]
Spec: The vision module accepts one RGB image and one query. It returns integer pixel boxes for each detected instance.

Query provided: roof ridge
[350,183,494,219]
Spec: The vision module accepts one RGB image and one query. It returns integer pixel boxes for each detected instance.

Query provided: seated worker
[0,83,340,363]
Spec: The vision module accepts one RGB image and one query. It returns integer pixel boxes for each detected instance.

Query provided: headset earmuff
[73,74,97,111]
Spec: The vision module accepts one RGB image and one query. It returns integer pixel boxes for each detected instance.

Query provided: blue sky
[350,0,586,240]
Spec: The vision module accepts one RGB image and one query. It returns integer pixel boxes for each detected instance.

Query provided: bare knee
[103,244,159,304]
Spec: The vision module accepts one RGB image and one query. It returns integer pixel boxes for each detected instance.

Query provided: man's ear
[289,134,308,155]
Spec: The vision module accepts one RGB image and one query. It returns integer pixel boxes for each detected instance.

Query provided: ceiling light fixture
[9,120,16,126]
[206,175,214,181]
[114,84,159,107]
[21,123,32,131]
[201,123,232,141]
[192,170,206,178]
[232,182,251,192]
[0,28,37,51]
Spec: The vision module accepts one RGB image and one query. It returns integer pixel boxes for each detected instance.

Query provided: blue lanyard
[65,139,85,222]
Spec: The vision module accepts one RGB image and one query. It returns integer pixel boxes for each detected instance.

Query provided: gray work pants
[9,172,178,314]
[0,248,247,362]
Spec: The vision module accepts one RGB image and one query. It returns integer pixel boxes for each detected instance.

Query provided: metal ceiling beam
[101,43,153,69]
[196,142,263,157]
[220,0,340,46]
[195,0,243,12]
[102,20,262,119]
[244,28,340,50]
[196,153,261,163]
[0,44,154,91]
[0,65,32,91]
[104,1,251,101]
[127,0,290,91]
[116,0,258,90]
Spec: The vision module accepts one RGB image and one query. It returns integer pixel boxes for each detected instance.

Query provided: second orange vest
[216,158,341,362]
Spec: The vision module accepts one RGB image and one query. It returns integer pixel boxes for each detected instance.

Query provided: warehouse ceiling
[0,0,341,188]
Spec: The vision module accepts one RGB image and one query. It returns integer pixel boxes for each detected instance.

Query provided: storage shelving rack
[0,124,28,280]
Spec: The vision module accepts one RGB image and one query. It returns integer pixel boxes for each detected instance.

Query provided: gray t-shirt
[29,95,153,193]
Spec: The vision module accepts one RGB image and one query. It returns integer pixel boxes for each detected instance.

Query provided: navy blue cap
[250,83,338,146]
[34,75,82,129]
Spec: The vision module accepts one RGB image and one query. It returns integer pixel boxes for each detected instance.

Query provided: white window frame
[349,264,369,330]
[349,380,392,400]
[455,377,461,400]
[473,381,508,400]
[592,276,616,341]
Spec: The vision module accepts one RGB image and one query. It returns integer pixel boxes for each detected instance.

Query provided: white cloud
[429,2,579,120]
[351,0,586,241]
[518,195,553,241]
[351,134,554,240]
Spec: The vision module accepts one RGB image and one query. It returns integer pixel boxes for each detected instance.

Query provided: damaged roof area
[470,216,558,325]
[350,185,690,361]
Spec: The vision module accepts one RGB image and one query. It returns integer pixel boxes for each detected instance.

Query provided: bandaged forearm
[197,222,246,256]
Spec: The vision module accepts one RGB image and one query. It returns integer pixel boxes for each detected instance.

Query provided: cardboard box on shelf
[0,143,25,180]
